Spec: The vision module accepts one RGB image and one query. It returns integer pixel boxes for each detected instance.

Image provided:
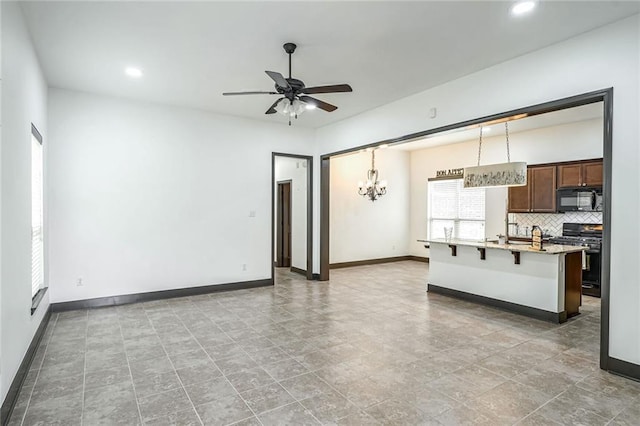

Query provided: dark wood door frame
[271,153,314,281]
[276,180,292,267]
[320,88,619,377]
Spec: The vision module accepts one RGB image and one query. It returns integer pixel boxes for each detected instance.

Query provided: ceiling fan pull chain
[505,122,511,163]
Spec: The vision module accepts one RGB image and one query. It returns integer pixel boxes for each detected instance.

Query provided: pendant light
[463,122,527,188]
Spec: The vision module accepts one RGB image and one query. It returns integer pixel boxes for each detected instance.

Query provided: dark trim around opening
[271,153,314,281]
[319,88,615,375]
[319,157,330,281]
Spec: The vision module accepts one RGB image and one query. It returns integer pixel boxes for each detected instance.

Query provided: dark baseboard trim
[427,284,567,324]
[311,273,321,280]
[408,256,429,263]
[51,279,273,312]
[607,357,640,382]
[330,256,417,269]
[1,308,52,426]
[289,267,307,276]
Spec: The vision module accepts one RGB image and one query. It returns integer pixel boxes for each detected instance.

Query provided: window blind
[428,179,485,240]
[32,134,44,297]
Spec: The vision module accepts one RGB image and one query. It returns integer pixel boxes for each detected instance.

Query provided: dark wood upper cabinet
[530,166,557,212]
[557,160,603,188]
[557,164,582,188]
[508,170,531,213]
[508,166,556,213]
[582,161,603,186]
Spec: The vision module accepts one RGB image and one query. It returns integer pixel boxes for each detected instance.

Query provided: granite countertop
[426,238,587,255]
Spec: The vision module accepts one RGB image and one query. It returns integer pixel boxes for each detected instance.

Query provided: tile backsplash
[508,212,602,237]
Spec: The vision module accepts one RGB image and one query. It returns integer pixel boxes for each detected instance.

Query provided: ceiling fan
[223,43,353,125]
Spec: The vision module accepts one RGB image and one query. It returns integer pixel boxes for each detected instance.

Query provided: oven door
[582,251,601,297]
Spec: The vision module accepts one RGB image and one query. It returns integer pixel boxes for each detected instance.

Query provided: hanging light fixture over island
[463,122,527,188]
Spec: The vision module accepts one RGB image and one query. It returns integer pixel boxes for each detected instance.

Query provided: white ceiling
[391,102,604,151]
[20,1,639,128]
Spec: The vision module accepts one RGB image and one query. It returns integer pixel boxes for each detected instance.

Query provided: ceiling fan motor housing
[283,43,297,54]
[278,78,305,101]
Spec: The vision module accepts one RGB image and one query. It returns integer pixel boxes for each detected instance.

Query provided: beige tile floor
[7,261,640,425]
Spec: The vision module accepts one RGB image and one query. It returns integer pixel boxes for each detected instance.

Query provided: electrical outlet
[76,277,83,287]
[242,264,247,271]
[249,210,256,218]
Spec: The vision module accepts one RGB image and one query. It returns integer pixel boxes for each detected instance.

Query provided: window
[428,178,485,241]
[31,126,44,299]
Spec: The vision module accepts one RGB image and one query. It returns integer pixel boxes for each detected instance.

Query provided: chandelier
[358,149,387,202]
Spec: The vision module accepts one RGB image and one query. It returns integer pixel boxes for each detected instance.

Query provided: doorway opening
[272,153,313,281]
[276,181,292,268]
[319,88,616,375]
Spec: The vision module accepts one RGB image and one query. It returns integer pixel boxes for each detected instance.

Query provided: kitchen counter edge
[427,239,587,255]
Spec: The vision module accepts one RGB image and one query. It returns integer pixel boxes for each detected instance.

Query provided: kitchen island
[426,239,586,323]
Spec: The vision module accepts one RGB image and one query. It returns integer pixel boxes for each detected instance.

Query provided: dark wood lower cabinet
[565,251,583,318]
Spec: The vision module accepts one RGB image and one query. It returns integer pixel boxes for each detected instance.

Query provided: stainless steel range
[549,223,602,297]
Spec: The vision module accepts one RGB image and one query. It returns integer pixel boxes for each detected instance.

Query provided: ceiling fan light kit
[223,42,353,125]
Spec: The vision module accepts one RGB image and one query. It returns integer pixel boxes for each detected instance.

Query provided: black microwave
[557,187,603,212]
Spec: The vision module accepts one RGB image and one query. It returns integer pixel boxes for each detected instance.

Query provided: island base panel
[427,284,568,323]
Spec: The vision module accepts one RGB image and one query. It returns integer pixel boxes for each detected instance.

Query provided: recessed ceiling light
[125,67,143,78]
[511,0,536,16]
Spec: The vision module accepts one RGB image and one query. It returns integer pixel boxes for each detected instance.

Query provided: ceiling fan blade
[301,84,353,94]
[299,96,338,112]
[265,71,290,89]
[223,91,278,96]
[265,98,284,114]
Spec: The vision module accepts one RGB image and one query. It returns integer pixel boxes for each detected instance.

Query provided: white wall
[274,156,308,272]
[0,0,4,396]
[47,88,314,303]
[410,118,604,257]
[329,148,410,263]
[314,16,639,365]
[1,2,49,403]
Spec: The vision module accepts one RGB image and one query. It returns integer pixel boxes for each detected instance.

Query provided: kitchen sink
[506,241,531,245]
